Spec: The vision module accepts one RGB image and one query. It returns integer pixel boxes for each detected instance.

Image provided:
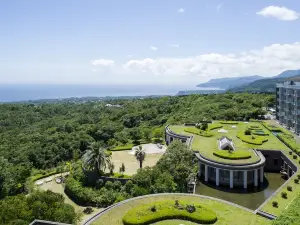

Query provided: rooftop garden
[258,121,300,217]
[91,194,270,225]
[169,121,289,164]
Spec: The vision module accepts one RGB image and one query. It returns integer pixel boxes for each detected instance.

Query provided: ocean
[0,84,219,102]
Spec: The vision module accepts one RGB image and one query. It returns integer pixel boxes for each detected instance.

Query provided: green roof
[168,121,289,164]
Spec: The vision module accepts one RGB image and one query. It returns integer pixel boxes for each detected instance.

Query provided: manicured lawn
[122,200,217,224]
[91,194,270,225]
[169,121,289,164]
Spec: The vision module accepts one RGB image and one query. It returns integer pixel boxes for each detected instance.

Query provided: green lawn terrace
[91,194,270,225]
[168,121,289,164]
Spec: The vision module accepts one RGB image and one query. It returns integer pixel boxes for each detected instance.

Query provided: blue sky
[0,0,300,85]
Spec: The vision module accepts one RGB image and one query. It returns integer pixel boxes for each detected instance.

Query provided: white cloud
[91,59,115,66]
[178,8,185,13]
[170,44,180,48]
[217,3,222,13]
[257,6,299,21]
[123,42,300,80]
[150,46,158,51]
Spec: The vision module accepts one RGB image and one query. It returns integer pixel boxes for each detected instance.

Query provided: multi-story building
[276,80,300,135]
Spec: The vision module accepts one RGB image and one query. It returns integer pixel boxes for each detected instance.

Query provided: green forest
[0,93,274,224]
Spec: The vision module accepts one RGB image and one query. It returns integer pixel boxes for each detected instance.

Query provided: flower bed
[213,150,251,160]
[122,200,217,225]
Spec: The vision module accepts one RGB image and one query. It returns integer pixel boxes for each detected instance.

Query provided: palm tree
[134,145,146,169]
[82,142,111,175]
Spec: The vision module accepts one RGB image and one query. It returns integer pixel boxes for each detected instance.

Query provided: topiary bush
[287,186,293,192]
[289,151,293,155]
[281,191,287,199]
[272,201,278,208]
[294,178,299,184]
[293,155,298,160]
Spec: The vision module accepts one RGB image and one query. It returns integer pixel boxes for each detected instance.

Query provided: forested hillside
[0,93,274,198]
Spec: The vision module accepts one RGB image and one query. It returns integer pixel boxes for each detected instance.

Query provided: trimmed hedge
[213,150,251,160]
[277,134,300,154]
[237,131,268,145]
[31,171,60,182]
[109,144,134,151]
[122,200,217,225]
[184,127,201,135]
[262,122,282,132]
[208,124,223,131]
[199,130,214,137]
[184,127,214,137]
[251,130,269,136]
[220,121,239,125]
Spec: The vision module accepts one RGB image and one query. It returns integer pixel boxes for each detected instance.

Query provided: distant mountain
[229,75,300,93]
[196,75,264,89]
[274,69,300,78]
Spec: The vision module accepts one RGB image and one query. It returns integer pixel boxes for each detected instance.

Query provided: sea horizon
[0,84,224,102]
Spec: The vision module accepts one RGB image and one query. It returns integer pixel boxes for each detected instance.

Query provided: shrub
[287,186,293,192]
[290,151,293,155]
[124,180,134,194]
[83,207,94,214]
[151,205,157,212]
[272,201,278,208]
[105,181,114,190]
[65,177,98,205]
[200,123,208,131]
[244,129,251,135]
[113,181,122,191]
[96,179,104,189]
[186,204,196,213]
[293,155,298,160]
[213,150,251,160]
[122,200,217,225]
[281,191,287,199]
[294,179,299,184]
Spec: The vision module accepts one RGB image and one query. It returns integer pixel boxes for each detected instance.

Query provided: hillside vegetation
[0,93,274,199]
